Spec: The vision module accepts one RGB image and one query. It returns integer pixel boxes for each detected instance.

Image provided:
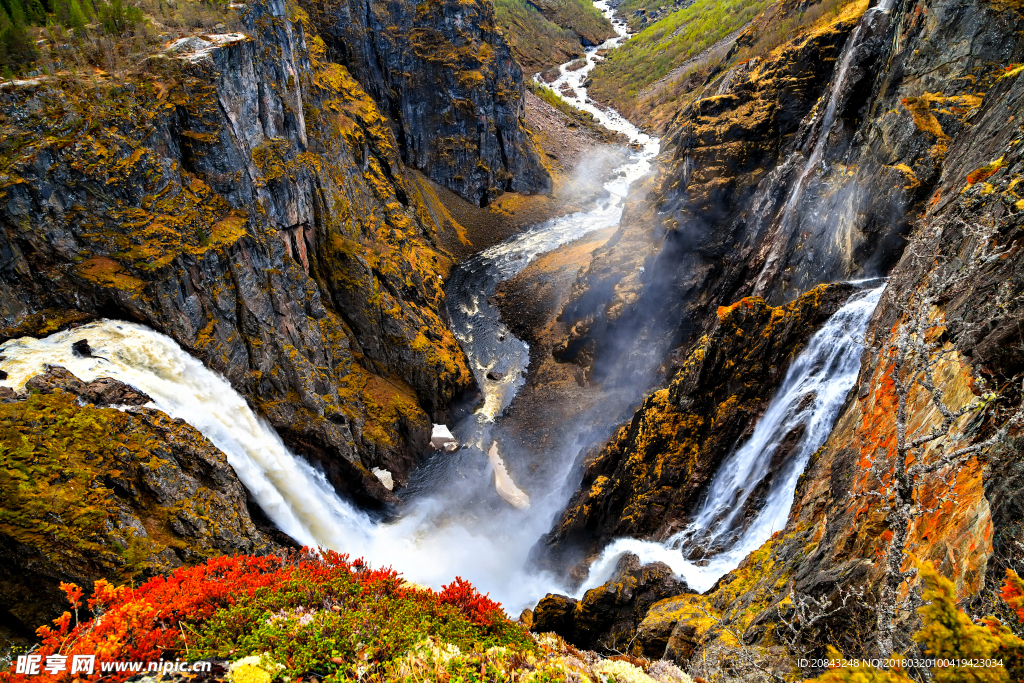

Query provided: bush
[814,564,1024,683]
[11,550,534,682]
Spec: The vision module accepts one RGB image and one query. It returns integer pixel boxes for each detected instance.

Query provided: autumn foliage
[3,550,525,682]
[1001,570,1024,624]
[815,564,1024,683]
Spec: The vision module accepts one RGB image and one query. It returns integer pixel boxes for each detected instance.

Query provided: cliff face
[541,0,1024,661]
[0,368,278,645]
[544,283,855,564]
[301,0,552,207]
[724,49,1024,655]
[0,0,547,506]
[556,0,1013,379]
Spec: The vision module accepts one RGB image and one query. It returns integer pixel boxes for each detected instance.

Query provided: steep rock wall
[543,0,1024,660]
[556,0,1014,379]
[301,0,552,206]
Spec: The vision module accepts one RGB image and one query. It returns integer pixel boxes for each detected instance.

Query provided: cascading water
[578,284,885,594]
[0,321,377,553]
[0,0,659,613]
[751,0,897,296]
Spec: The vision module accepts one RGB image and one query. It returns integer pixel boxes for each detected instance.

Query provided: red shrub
[437,577,503,626]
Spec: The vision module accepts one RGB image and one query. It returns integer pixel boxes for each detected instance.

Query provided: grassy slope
[528,0,617,44]
[494,0,615,74]
[588,0,774,114]
[588,0,862,129]
[494,0,584,73]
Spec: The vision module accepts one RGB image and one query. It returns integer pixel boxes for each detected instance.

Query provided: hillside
[495,0,616,74]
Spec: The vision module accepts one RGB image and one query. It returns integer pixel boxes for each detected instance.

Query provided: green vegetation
[526,0,615,45]
[494,0,583,74]
[0,0,239,77]
[494,0,613,74]
[588,0,773,110]
[0,0,40,75]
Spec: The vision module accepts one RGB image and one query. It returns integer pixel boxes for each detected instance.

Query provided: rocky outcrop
[710,45,1024,657]
[544,283,855,563]
[0,0,555,507]
[531,553,689,652]
[0,368,279,646]
[301,0,551,207]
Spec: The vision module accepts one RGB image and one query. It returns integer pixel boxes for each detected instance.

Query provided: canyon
[0,0,1022,676]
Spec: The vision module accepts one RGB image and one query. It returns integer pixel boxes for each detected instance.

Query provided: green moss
[0,391,229,582]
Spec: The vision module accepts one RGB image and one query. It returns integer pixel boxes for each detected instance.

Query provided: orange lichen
[966,157,1008,186]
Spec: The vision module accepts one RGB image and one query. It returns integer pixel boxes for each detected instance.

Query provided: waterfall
[751,0,897,296]
[578,284,884,594]
[0,320,564,607]
[0,321,378,552]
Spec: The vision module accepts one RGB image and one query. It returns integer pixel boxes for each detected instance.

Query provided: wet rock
[24,366,151,407]
[531,554,689,654]
[573,553,688,652]
[430,424,459,452]
[486,370,504,381]
[0,369,6,380]
[532,593,578,638]
[71,338,92,357]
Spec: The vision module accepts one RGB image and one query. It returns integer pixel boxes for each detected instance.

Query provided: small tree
[862,219,1024,659]
[0,0,36,73]
[54,0,88,33]
[96,0,141,34]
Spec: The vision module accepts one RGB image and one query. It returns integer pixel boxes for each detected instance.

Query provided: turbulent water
[577,284,885,594]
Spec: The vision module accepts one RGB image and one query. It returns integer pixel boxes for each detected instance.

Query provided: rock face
[556,0,1006,381]
[0,368,279,645]
[724,45,1024,656]
[302,0,552,206]
[0,0,546,507]
[531,553,689,652]
[544,283,855,563]
[544,0,1024,662]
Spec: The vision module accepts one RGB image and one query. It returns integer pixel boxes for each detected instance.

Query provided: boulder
[530,553,690,654]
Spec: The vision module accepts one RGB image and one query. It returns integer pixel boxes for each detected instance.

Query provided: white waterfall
[752,0,897,295]
[578,284,884,594]
[0,321,377,552]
